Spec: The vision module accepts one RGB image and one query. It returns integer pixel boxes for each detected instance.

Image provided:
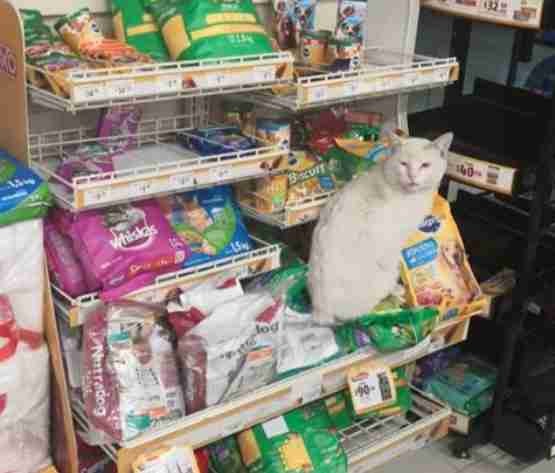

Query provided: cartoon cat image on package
[335,0,367,41]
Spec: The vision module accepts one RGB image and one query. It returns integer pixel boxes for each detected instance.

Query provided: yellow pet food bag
[400,195,487,320]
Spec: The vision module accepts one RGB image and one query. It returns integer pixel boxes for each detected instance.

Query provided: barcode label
[108,79,134,98]
[73,83,106,103]
[157,74,182,94]
[309,86,328,102]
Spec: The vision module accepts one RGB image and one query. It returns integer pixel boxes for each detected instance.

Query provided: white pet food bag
[0,220,44,334]
[0,298,51,473]
[180,292,282,413]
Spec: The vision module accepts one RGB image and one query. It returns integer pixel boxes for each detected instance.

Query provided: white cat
[308,132,453,325]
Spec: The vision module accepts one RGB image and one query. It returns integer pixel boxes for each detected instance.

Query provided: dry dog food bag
[401,195,486,320]
[82,301,186,442]
[152,0,273,61]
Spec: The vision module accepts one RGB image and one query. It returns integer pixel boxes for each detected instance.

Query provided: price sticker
[132,180,155,196]
[134,78,158,96]
[208,72,228,88]
[107,79,134,99]
[132,445,200,473]
[344,80,360,96]
[348,363,396,415]
[82,187,111,206]
[254,66,275,82]
[309,85,328,102]
[404,72,419,87]
[73,83,106,103]
[210,166,233,182]
[157,74,182,94]
[170,173,195,189]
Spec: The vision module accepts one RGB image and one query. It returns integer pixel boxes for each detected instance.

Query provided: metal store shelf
[53,237,281,327]
[239,191,334,229]
[238,48,458,111]
[71,315,472,473]
[28,52,294,113]
[30,114,288,211]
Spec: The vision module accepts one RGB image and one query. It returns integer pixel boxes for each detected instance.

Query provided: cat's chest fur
[308,168,434,323]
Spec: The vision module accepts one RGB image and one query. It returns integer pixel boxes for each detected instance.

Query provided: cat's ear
[387,131,404,154]
[432,132,454,158]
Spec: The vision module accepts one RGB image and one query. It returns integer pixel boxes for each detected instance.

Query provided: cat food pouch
[97,106,142,151]
[159,186,252,268]
[179,127,257,156]
[179,292,282,413]
[0,150,52,227]
[44,221,88,297]
[111,0,170,62]
[237,402,347,473]
[335,0,367,42]
[72,199,190,295]
[287,151,336,203]
[82,300,186,442]
[401,195,486,320]
[151,0,272,61]
[132,446,201,473]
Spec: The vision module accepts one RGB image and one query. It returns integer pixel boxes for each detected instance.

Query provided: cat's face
[383,133,453,193]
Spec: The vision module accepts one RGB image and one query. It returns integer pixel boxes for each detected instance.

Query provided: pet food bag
[287,151,336,203]
[209,437,248,473]
[82,301,186,442]
[401,195,486,320]
[0,297,51,473]
[97,106,142,151]
[237,402,347,473]
[159,186,252,268]
[0,219,45,333]
[151,0,273,61]
[112,0,170,62]
[179,292,282,413]
[273,0,318,50]
[132,446,201,473]
[421,356,497,417]
[0,150,51,227]
[72,199,190,298]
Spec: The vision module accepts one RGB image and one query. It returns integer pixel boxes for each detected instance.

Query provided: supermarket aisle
[371,437,554,473]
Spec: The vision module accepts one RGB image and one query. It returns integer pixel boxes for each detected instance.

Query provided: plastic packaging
[159,186,252,268]
[97,106,142,151]
[209,436,248,473]
[0,150,51,228]
[82,301,186,442]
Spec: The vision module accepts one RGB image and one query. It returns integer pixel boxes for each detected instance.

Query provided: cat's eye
[421,163,431,169]
[400,162,408,167]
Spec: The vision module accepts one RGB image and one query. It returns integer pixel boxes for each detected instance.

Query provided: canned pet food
[329,37,362,71]
[256,119,291,150]
[299,30,331,65]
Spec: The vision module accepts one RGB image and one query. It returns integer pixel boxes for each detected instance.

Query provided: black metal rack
[412,7,555,462]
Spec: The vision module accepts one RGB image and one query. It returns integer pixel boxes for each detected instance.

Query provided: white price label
[404,72,419,87]
[170,173,195,189]
[427,336,445,354]
[107,79,134,98]
[132,180,155,196]
[134,78,158,96]
[73,83,106,103]
[208,72,228,88]
[349,366,395,414]
[210,166,233,181]
[135,446,199,473]
[83,187,111,206]
[254,66,275,82]
[344,80,360,96]
[436,69,450,82]
[309,85,328,102]
[158,74,182,93]
[292,371,323,404]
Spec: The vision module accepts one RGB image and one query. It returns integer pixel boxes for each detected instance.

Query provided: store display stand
[0,0,485,472]
[0,2,78,472]
[419,2,555,462]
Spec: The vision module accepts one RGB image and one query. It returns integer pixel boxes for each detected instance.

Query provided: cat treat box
[401,195,488,321]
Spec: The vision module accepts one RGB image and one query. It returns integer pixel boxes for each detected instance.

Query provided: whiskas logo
[0,44,16,79]
[418,215,441,233]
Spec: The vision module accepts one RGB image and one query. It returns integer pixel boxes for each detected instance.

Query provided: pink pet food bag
[72,200,191,296]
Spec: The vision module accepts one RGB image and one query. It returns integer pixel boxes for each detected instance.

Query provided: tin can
[328,37,362,71]
[299,30,331,65]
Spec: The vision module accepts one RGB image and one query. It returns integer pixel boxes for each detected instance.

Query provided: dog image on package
[401,195,486,320]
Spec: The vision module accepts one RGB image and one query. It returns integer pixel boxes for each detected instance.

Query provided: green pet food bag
[152,0,273,61]
[112,0,169,61]
[209,436,248,473]
[237,402,347,473]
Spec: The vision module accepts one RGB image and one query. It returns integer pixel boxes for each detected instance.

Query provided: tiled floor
[371,436,554,473]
